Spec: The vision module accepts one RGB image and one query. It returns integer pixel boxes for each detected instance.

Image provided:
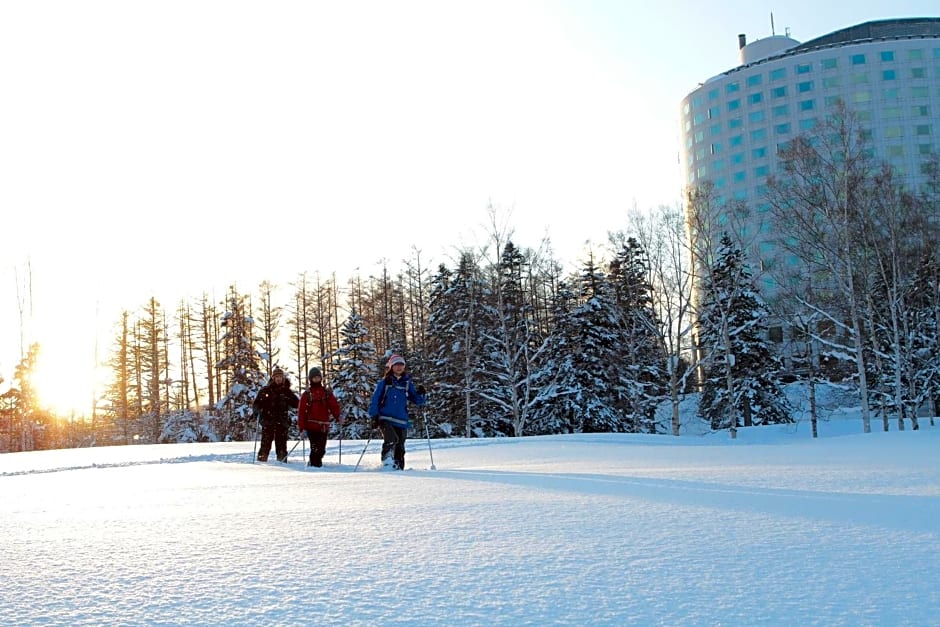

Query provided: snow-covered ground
[2,410,938,626]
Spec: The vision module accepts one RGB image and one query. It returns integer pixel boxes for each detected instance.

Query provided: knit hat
[271,366,284,377]
[387,354,406,368]
[308,367,322,381]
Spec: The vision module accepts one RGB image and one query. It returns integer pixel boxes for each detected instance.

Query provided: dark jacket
[368,373,426,429]
[252,377,300,428]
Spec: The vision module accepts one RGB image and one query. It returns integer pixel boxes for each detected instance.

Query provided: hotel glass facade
[679,18,940,299]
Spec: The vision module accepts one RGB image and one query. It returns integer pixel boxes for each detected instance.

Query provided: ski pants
[306,430,328,467]
[258,422,288,462]
[379,422,407,470]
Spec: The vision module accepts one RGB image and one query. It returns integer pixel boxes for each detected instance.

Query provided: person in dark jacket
[297,367,343,467]
[367,354,426,470]
[252,366,300,462]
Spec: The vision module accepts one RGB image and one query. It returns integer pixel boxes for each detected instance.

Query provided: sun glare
[31,349,99,418]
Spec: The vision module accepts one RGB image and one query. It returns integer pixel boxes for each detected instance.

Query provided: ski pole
[287,436,303,460]
[424,409,436,471]
[251,424,259,462]
[354,430,374,472]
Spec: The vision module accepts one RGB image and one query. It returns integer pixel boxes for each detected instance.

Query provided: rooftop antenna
[771,12,776,36]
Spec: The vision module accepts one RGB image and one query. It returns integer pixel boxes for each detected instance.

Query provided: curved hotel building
[679,17,940,339]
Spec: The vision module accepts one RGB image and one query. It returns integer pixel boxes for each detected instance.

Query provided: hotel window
[851,54,866,65]
[911,86,929,98]
[770,68,786,81]
[708,106,720,119]
[882,69,896,80]
[696,147,705,160]
[733,189,747,200]
[824,95,842,107]
[733,171,746,183]
[887,145,905,157]
[713,158,725,169]
[799,99,815,111]
[694,130,705,142]
[851,72,869,84]
[728,117,743,129]
[885,126,903,139]
[748,110,765,123]
[883,87,900,100]
[771,86,787,98]
[710,124,722,136]
[711,142,722,154]
[915,124,932,136]
[859,129,873,141]
[857,111,873,122]
[730,135,743,147]
[748,92,763,105]
[752,146,767,159]
[913,105,930,117]
[799,118,817,131]
[754,165,769,177]
[909,49,924,61]
[910,67,926,79]
[714,177,726,188]
[822,76,840,88]
[749,128,767,141]
[934,48,940,59]
[796,63,812,74]
[821,58,838,70]
[708,88,719,100]
[754,183,768,196]
[772,104,789,116]
[798,80,814,92]
[694,113,706,125]
[731,152,744,164]
[728,99,741,111]
[774,122,791,135]
[919,144,935,155]
[726,82,740,94]
[692,95,704,108]
[880,51,895,62]
[747,74,762,87]
[884,107,902,119]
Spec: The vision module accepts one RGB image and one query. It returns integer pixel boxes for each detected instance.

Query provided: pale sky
[2,0,937,413]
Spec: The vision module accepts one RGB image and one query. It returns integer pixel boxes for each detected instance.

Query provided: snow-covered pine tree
[905,250,939,427]
[527,278,581,434]
[476,241,543,436]
[328,310,377,439]
[566,253,628,432]
[697,234,792,431]
[608,237,668,433]
[215,286,267,441]
[425,254,491,437]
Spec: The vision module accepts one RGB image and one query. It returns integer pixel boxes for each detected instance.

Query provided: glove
[417,385,426,395]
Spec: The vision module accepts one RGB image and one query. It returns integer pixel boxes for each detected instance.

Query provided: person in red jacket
[297,367,343,467]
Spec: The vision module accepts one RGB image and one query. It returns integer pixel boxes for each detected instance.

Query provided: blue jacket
[368,373,426,429]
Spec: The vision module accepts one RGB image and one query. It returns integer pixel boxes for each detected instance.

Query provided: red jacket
[297,384,342,433]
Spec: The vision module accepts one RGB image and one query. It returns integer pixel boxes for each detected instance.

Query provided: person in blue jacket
[368,354,426,470]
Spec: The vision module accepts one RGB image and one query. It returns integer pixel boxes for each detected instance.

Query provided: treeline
[2,106,939,451]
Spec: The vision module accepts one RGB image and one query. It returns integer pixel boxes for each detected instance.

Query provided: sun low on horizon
[28,344,103,419]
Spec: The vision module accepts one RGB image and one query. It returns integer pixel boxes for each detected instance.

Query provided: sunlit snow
[2,417,939,625]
